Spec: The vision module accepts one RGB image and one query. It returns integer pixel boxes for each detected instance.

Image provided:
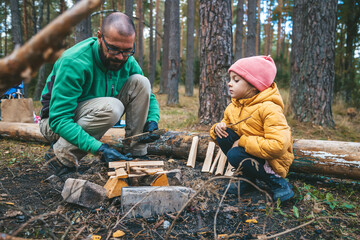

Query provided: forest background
[0,0,359,141]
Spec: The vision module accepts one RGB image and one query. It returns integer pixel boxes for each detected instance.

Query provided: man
[39,12,160,176]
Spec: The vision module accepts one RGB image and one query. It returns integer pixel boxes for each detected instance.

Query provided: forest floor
[1,86,360,239]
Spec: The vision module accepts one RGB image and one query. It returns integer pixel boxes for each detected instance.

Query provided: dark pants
[216,128,272,181]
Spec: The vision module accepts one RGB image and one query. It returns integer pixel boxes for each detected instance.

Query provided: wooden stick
[215,152,227,175]
[109,171,172,178]
[115,168,128,178]
[209,150,222,174]
[202,141,216,172]
[109,161,164,168]
[226,116,252,127]
[186,136,199,168]
[122,129,166,142]
[224,163,234,176]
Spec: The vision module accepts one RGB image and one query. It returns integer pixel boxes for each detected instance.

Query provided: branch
[0,0,102,94]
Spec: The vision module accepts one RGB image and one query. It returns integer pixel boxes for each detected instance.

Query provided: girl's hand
[215,122,228,139]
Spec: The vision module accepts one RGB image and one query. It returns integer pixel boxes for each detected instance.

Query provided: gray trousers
[40,74,151,167]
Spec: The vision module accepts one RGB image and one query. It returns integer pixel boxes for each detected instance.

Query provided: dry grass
[32,85,360,142]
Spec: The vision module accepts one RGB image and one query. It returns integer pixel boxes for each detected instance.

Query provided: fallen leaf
[113,230,125,238]
[256,234,267,239]
[91,235,101,240]
[168,159,175,163]
[218,234,228,239]
[154,218,165,229]
[5,202,15,205]
[222,206,240,212]
[245,219,258,224]
[5,210,23,218]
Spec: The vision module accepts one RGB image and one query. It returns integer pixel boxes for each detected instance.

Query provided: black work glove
[138,121,160,143]
[143,121,159,132]
[97,144,133,163]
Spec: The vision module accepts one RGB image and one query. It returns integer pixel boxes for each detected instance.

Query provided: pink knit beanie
[228,55,277,91]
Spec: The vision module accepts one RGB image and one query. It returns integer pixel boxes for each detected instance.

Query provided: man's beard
[99,43,127,71]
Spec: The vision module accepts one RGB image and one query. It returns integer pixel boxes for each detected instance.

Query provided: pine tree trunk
[246,0,256,57]
[185,0,194,97]
[199,0,232,125]
[290,0,337,127]
[149,0,155,86]
[10,0,23,47]
[155,0,161,62]
[343,0,360,103]
[125,0,134,19]
[4,4,8,56]
[74,0,92,44]
[23,0,28,41]
[166,0,180,106]
[136,0,143,68]
[256,0,261,55]
[159,0,170,94]
[276,0,283,57]
[234,0,244,60]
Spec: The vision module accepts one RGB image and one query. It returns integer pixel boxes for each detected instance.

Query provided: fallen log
[0,122,360,180]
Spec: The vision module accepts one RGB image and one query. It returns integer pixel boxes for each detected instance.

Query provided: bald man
[39,12,160,176]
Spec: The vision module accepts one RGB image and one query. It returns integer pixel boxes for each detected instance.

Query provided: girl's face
[228,72,258,100]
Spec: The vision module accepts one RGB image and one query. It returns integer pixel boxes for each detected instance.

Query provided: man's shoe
[44,147,75,176]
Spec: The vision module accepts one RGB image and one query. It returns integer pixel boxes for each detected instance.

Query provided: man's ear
[97,31,102,44]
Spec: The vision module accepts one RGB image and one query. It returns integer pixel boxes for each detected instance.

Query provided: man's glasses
[102,35,135,57]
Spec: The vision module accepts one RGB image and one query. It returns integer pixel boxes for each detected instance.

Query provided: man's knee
[128,74,151,93]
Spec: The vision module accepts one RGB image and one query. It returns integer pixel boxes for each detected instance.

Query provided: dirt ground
[0,139,359,240]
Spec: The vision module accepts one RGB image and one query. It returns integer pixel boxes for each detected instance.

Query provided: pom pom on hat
[228,55,277,91]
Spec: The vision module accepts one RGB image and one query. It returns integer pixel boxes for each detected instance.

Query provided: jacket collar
[92,38,107,73]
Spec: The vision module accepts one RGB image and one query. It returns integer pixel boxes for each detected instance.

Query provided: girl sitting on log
[210,55,294,202]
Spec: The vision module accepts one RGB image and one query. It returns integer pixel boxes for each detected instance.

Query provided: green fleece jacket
[40,37,160,154]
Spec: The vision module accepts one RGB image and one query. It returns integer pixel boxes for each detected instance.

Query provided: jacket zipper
[111,84,114,97]
[105,70,108,96]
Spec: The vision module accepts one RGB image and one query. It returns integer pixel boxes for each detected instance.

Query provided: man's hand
[139,121,160,143]
[97,144,133,163]
[214,122,228,139]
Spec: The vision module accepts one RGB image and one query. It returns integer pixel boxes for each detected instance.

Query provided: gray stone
[166,169,182,186]
[61,178,106,208]
[121,186,195,218]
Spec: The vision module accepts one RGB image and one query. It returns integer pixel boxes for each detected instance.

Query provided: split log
[1,122,360,179]
[0,0,102,94]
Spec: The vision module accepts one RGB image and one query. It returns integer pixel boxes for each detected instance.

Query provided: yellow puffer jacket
[210,83,294,178]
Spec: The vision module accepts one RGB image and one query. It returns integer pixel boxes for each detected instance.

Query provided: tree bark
[125,0,134,19]
[166,0,180,105]
[185,0,195,97]
[155,0,161,62]
[234,0,244,61]
[10,0,23,47]
[342,0,360,103]
[290,0,337,127]
[136,0,143,68]
[1,122,360,180]
[149,0,155,86]
[246,0,256,57]
[199,0,232,125]
[256,0,261,55]
[23,0,29,41]
[276,0,283,58]
[159,0,170,94]
[74,0,92,43]
[0,0,102,94]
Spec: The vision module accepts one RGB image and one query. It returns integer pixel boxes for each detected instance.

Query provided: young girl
[210,55,294,202]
